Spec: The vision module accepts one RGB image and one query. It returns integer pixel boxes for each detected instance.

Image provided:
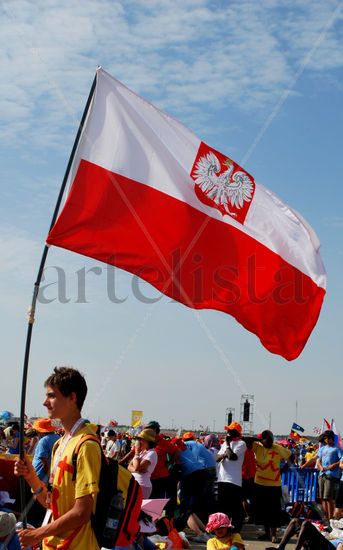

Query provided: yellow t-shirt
[43,425,101,550]
[253,442,291,487]
[305,450,317,462]
[207,532,245,550]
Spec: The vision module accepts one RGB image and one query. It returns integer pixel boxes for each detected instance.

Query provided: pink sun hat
[205,512,234,532]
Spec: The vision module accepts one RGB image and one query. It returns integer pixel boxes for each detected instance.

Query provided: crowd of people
[1,367,343,550]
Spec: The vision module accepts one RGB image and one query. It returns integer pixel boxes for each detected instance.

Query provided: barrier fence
[282,467,318,503]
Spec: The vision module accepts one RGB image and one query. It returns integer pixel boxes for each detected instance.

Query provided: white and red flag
[47,68,326,360]
[320,418,332,433]
[330,419,342,449]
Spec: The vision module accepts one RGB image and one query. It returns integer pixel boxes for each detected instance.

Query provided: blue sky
[1,0,342,434]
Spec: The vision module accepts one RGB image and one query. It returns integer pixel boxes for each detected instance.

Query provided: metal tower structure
[240,394,254,435]
[225,407,235,427]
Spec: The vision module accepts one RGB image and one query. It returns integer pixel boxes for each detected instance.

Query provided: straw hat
[137,429,156,443]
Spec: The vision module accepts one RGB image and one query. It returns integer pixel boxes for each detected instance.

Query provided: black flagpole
[18,71,97,526]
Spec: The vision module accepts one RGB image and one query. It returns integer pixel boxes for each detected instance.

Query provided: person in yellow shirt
[252,430,292,544]
[14,366,101,550]
[300,445,317,469]
[205,512,245,550]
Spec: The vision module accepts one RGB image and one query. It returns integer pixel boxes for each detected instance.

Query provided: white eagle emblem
[192,151,254,219]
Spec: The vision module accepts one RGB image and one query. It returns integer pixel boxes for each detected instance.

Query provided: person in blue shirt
[178,432,216,531]
[334,457,343,519]
[317,430,342,520]
[179,434,216,474]
[31,418,60,483]
[26,418,61,527]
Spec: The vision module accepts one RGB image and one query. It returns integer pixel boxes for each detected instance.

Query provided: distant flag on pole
[108,419,118,427]
[47,68,326,361]
[290,422,305,440]
[131,410,143,429]
[330,419,343,449]
[291,422,305,434]
[320,418,331,434]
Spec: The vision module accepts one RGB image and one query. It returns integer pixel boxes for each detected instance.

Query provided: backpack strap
[120,472,141,541]
[71,434,104,482]
[51,436,62,454]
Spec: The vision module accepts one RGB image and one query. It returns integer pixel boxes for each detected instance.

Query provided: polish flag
[47,68,326,360]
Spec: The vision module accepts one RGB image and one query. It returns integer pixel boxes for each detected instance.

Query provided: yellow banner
[131,410,143,428]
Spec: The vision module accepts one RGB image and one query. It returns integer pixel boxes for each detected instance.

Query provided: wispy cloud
[1,0,342,149]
